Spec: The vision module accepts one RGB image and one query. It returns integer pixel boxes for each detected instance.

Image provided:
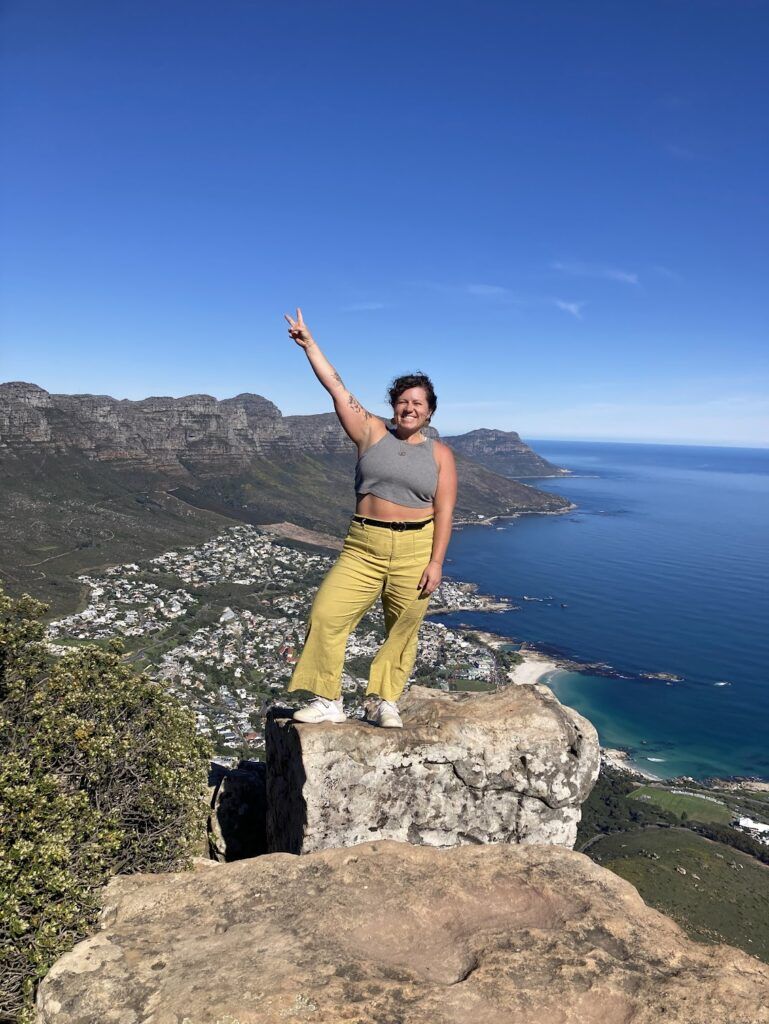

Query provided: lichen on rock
[266,684,600,854]
[35,840,769,1024]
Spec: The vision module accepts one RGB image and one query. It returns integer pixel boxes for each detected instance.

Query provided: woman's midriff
[355,493,434,522]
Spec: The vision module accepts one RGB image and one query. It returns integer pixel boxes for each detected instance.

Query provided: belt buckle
[392,521,407,531]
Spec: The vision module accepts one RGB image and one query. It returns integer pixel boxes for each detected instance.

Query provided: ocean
[428,440,769,782]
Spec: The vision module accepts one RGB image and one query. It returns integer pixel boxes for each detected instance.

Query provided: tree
[0,588,213,1022]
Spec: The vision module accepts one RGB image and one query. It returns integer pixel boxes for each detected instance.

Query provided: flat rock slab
[36,841,769,1024]
[267,684,600,853]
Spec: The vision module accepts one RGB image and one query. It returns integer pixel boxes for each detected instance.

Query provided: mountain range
[0,382,572,616]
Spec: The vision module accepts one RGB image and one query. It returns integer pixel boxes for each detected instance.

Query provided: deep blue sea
[428,440,769,782]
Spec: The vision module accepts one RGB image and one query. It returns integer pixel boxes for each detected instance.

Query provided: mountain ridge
[0,382,575,616]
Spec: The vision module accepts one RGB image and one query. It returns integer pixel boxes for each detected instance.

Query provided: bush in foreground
[0,589,212,1022]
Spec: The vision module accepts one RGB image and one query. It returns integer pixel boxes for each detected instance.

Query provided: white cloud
[340,302,386,312]
[433,385,769,446]
[551,260,639,286]
[651,265,682,282]
[465,283,514,297]
[553,299,585,319]
[405,279,522,302]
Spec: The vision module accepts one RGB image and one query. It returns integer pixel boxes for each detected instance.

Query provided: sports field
[628,785,732,823]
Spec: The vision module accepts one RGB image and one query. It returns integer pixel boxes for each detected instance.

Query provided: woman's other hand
[285,307,315,349]
[418,560,442,596]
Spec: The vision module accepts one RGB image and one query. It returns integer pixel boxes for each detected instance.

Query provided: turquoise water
[428,441,769,781]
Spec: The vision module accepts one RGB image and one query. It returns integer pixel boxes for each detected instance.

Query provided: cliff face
[442,427,569,478]
[35,840,769,1023]
[266,684,599,854]
[0,383,566,478]
[0,382,287,472]
[34,684,769,1020]
[0,383,574,616]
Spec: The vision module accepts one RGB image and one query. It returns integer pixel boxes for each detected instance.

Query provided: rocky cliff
[35,840,769,1023]
[0,381,290,471]
[266,684,599,854]
[0,383,574,614]
[442,427,570,478]
[1,383,563,478]
[33,684,769,1021]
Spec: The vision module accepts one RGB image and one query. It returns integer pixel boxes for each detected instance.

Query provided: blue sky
[1,1,767,446]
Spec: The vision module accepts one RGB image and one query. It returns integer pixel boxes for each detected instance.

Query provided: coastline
[462,624,769,789]
[187,512,769,789]
[503,645,661,781]
[459,630,677,784]
[452,502,578,529]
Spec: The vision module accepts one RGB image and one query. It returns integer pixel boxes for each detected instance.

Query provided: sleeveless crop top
[354,425,439,508]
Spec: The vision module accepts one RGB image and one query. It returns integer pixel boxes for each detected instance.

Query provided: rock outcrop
[0,383,571,494]
[442,427,571,478]
[35,839,769,1024]
[208,759,267,862]
[0,383,573,545]
[266,684,600,854]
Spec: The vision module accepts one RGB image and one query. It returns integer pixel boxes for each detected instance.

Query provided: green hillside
[578,767,769,965]
[628,785,732,823]
[590,827,769,962]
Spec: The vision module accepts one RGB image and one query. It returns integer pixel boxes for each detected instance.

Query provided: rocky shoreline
[453,503,578,528]
[458,627,769,790]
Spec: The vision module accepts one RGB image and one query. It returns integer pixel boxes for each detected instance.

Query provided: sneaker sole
[293,713,347,724]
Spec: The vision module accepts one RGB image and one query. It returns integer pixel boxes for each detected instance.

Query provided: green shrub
[0,588,213,1021]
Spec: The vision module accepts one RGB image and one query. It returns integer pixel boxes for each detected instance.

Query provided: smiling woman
[282,307,457,729]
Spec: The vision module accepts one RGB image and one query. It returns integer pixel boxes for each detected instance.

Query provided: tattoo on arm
[331,369,345,388]
[347,392,372,419]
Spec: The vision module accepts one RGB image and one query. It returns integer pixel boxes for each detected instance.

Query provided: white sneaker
[366,698,403,729]
[293,696,346,724]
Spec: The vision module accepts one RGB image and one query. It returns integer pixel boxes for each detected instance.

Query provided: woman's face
[392,386,432,430]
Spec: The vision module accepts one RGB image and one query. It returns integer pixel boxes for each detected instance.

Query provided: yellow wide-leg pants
[287,515,435,703]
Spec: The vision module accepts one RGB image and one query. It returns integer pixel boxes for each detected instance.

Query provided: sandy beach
[463,631,668,781]
[499,645,664,781]
[507,653,563,686]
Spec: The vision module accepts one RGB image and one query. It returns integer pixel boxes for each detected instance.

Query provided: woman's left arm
[418,442,458,595]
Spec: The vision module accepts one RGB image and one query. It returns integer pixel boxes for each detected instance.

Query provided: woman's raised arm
[284,307,380,446]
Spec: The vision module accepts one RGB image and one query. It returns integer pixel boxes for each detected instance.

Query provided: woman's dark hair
[386,371,437,421]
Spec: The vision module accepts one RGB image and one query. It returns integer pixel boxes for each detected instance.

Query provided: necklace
[396,429,426,455]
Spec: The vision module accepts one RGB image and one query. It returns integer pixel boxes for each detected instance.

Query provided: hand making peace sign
[284,307,315,349]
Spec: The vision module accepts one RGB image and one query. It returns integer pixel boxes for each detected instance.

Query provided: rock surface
[0,382,571,510]
[442,426,571,478]
[266,684,600,854]
[208,759,268,862]
[35,840,769,1024]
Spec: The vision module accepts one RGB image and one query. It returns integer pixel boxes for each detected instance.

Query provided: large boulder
[266,683,600,853]
[208,759,268,861]
[35,840,769,1024]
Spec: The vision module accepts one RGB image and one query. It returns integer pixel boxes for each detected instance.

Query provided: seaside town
[46,524,521,758]
[43,523,769,848]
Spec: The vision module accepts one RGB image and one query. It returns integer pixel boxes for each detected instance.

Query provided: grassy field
[590,826,769,963]
[628,785,733,823]
[448,678,496,692]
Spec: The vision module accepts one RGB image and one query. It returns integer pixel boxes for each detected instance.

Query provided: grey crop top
[354,425,439,508]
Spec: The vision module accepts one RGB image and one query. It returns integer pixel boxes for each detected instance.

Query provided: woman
[283,307,457,728]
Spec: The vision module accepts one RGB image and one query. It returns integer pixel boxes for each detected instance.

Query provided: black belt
[352,514,433,531]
